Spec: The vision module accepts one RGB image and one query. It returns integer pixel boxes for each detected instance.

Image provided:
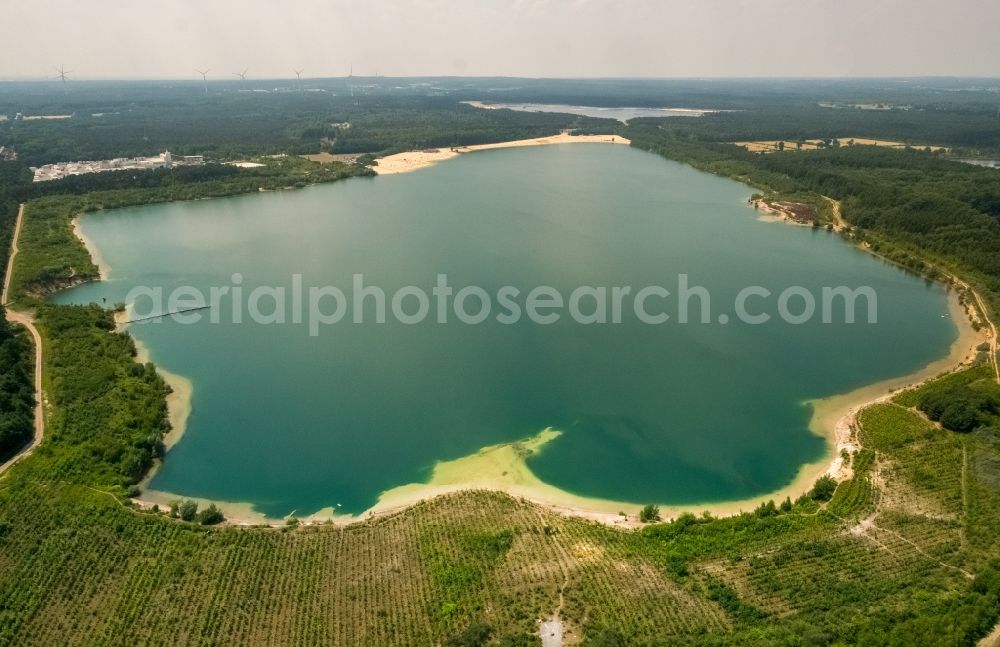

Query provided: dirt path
[980,621,1000,647]
[823,196,848,231]
[945,271,999,385]
[1,204,45,476]
[534,509,570,647]
[969,285,1000,384]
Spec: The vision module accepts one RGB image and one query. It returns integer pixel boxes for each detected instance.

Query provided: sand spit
[373,133,630,175]
[72,217,110,279]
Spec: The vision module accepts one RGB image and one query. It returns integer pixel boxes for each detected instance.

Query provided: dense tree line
[19,304,169,485]
[0,162,29,264]
[4,78,997,168]
[903,364,1000,433]
[636,105,1000,153]
[0,162,35,463]
[0,311,33,462]
[326,98,614,154]
[0,92,616,165]
[626,122,1000,314]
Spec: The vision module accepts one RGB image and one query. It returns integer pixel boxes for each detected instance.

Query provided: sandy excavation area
[735,138,950,154]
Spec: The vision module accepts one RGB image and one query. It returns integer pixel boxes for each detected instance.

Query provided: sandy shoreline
[373,133,630,175]
[113,309,193,451]
[73,146,988,529]
[72,217,110,280]
[752,199,816,227]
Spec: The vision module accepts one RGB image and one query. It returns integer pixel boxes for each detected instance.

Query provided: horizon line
[2,74,1000,84]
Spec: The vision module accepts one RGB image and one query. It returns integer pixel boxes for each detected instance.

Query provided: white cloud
[3,0,998,79]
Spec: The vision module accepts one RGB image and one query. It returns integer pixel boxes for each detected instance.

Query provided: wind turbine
[196,69,209,94]
[233,69,248,90]
[54,65,71,94]
[293,69,304,92]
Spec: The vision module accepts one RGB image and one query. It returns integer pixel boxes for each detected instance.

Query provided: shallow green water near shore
[54,144,958,516]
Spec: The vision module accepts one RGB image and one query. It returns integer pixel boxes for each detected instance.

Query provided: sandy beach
[373,133,631,175]
[72,217,110,279]
[137,341,192,450]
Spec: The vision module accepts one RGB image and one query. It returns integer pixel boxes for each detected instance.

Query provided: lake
[54,144,958,518]
[462,101,715,122]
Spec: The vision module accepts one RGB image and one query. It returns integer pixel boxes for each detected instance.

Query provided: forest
[0,90,616,165]
[0,162,35,463]
[5,77,999,166]
[0,312,33,462]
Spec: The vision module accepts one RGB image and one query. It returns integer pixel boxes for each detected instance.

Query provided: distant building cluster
[0,145,16,161]
[31,151,204,182]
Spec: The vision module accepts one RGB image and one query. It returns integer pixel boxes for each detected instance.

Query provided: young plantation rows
[2,384,1000,646]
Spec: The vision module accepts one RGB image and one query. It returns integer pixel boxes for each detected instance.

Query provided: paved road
[1,204,45,475]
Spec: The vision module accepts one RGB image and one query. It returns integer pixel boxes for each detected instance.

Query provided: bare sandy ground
[752,199,816,227]
[735,138,950,154]
[373,133,631,175]
[300,152,359,164]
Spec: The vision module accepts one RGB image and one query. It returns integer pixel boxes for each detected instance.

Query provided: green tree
[754,500,778,517]
[494,634,536,647]
[810,476,837,502]
[582,628,626,647]
[939,400,985,432]
[198,504,224,525]
[639,504,661,523]
[445,622,492,647]
[178,499,198,522]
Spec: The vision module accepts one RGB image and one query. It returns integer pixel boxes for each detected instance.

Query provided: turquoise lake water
[54,144,958,517]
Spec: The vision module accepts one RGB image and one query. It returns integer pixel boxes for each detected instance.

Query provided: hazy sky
[4,0,999,79]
